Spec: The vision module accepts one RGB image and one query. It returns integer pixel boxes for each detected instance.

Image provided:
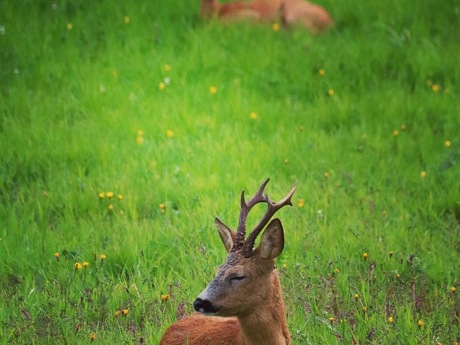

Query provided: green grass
[1,0,459,343]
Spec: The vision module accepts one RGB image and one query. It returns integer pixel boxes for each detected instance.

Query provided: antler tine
[233,179,270,251]
[242,181,297,257]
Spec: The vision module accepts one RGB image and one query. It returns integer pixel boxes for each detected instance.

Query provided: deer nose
[194,298,219,314]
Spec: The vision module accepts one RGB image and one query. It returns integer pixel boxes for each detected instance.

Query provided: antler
[229,179,297,256]
[232,178,271,252]
[241,180,297,257]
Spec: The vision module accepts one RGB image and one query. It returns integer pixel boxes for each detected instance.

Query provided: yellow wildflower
[388,316,394,323]
[161,294,170,302]
[209,86,217,94]
[163,64,171,71]
[115,310,120,317]
[329,317,335,324]
[393,130,399,137]
[124,16,130,24]
[100,254,106,261]
[54,252,60,260]
[106,192,114,199]
[75,262,82,270]
[160,203,166,213]
[250,112,258,120]
[108,204,113,210]
[420,171,427,178]
[432,84,439,92]
[363,252,368,261]
[297,199,304,208]
[445,140,451,147]
[99,192,105,199]
[318,69,325,76]
[159,82,166,90]
[67,23,73,30]
[166,130,174,138]
[90,333,96,342]
[272,23,280,31]
[451,286,456,293]
[354,293,359,301]
[122,309,129,316]
[82,261,89,268]
[328,88,334,96]
[418,320,424,328]
[117,194,123,201]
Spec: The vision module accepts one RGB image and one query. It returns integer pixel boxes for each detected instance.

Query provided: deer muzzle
[194,297,220,315]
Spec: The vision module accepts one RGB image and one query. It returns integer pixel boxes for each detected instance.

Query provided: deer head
[200,0,218,18]
[194,179,297,318]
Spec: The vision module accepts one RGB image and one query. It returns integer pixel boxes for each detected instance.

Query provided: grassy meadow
[1,0,459,343]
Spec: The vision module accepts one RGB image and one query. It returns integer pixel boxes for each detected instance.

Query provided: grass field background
[1,0,459,343]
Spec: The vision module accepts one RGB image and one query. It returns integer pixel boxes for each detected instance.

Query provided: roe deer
[200,0,282,22]
[200,0,332,33]
[280,0,333,33]
[160,178,297,345]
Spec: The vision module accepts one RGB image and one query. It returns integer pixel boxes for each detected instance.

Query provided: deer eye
[229,275,246,283]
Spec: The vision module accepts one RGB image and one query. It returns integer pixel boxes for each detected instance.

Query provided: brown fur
[160,314,241,344]
[281,0,333,33]
[200,0,282,22]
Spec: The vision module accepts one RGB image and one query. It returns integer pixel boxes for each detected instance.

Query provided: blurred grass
[1,0,459,343]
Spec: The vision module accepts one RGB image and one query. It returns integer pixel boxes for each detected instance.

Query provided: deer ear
[215,218,236,253]
[258,218,285,259]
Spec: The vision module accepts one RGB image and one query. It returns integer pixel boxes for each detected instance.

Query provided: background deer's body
[200,0,332,33]
[281,0,333,33]
[200,0,282,22]
[160,179,296,345]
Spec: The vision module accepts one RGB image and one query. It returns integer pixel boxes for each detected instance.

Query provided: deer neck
[237,270,291,345]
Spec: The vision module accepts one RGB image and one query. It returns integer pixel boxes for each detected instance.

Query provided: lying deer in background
[160,179,297,345]
[200,0,332,33]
